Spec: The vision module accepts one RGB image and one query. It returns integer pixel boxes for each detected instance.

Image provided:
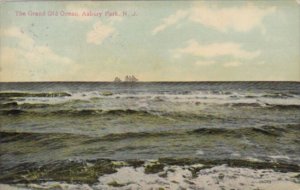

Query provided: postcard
[0,0,299,189]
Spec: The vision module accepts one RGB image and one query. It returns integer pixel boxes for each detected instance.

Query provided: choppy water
[0,82,300,187]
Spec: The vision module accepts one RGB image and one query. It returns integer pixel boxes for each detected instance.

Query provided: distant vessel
[113,75,138,82]
[124,75,138,82]
[114,77,122,82]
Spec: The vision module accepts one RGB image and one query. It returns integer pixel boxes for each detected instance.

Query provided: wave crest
[0,92,71,98]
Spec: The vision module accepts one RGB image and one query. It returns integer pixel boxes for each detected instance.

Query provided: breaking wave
[0,92,72,98]
[1,124,298,143]
[191,124,300,137]
[0,157,299,185]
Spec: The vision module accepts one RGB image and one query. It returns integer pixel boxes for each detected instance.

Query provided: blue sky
[0,1,299,81]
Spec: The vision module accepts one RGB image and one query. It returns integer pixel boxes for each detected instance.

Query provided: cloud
[86,21,116,45]
[1,27,34,48]
[172,39,260,68]
[173,39,260,59]
[152,10,187,35]
[0,27,78,81]
[153,4,276,34]
[223,61,242,67]
[194,60,216,66]
[194,60,242,67]
[189,4,276,32]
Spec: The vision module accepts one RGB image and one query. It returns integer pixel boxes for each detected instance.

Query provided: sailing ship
[113,75,138,82]
[124,75,138,82]
[113,77,122,82]
[114,75,139,82]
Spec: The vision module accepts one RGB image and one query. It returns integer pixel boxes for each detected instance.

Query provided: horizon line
[0,80,299,83]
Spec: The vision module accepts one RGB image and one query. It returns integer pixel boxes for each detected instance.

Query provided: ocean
[0,82,299,189]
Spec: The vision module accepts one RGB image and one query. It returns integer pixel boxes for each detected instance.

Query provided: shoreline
[0,161,299,190]
[1,158,299,185]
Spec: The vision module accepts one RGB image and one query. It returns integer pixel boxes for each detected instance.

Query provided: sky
[0,0,299,81]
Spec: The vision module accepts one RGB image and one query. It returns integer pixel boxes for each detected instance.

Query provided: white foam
[94,165,300,190]
[231,152,241,157]
[0,184,29,190]
[196,150,204,155]
[11,90,300,110]
[2,165,299,190]
[269,155,290,160]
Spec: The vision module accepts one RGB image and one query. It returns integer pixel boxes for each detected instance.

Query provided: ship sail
[114,77,122,82]
[124,75,138,82]
[131,75,138,82]
[125,75,129,82]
